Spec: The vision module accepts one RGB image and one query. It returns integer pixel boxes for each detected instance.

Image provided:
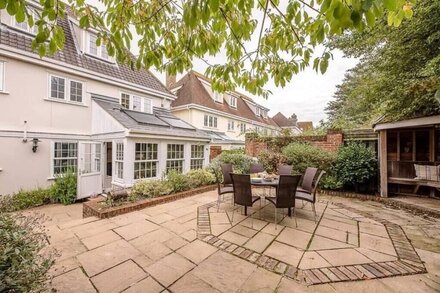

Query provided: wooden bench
[389,177,440,197]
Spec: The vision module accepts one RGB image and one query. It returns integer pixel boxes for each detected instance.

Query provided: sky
[88,0,358,125]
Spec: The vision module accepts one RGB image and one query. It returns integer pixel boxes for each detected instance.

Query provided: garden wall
[245,130,344,157]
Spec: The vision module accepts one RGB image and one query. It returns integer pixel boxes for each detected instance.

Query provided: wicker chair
[216,164,234,211]
[297,167,318,193]
[278,164,293,175]
[296,170,326,222]
[266,175,301,229]
[230,174,261,223]
[250,163,265,174]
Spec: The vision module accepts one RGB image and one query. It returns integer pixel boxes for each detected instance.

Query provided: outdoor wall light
[32,138,41,153]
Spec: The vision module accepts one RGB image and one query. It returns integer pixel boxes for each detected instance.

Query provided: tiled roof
[0,16,171,96]
[297,121,313,131]
[94,99,210,140]
[272,112,292,127]
[171,71,279,128]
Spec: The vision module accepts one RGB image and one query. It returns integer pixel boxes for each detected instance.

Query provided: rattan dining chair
[278,164,293,175]
[216,164,234,211]
[266,175,301,229]
[298,167,318,193]
[230,173,261,227]
[250,163,265,174]
[296,170,326,222]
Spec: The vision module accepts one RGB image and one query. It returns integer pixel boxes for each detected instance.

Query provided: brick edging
[197,201,426,285]
[83,184,216,219]
[319,189,440,218]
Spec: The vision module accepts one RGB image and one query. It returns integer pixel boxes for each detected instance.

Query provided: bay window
[134,143,158,179]
[166,144,184,173]
[190,145,204,170]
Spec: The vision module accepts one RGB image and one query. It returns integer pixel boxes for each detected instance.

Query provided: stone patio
[25,190,440,292]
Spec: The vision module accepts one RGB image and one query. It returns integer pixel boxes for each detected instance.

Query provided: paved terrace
[25,190,440,292]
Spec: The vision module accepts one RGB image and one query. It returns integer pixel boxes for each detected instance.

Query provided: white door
[77,142,103,199]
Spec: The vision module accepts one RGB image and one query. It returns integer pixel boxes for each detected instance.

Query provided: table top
[250,179,279,186]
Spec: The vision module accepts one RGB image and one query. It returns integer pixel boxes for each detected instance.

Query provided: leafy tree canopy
[326,0,440,128]
[2,0,414,96]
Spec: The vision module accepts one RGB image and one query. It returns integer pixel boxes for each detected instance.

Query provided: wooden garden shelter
[374,115,440,197]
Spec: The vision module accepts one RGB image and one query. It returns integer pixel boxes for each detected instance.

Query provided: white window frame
[0,62,5,92]
[120,92,153,114]
[48,74,85,104]
[12,10,38,35]
[256,107,261,116]
[240,123,247,133]
[213,91,223,103]
[115,142,124,180]
[134,143,159,179]
[166,144,185,173]
[85,31,112,61]
[190,145,205,170]
[227,120,235,131]
[203,114,218,128]
[51,141,78,177]
[229,95,237,108]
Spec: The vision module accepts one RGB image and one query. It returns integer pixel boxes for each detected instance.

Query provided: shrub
[131,180,171,198]
[282,142,335,174]
[187,169,215,188]
[0,213,55,292]
[0,188,51,213]
[166,170,192,193]
[208,151,254,176]
[49,170,77,205]
[320,174,344,190]
[332,143,377,188]
[257,150,287,174]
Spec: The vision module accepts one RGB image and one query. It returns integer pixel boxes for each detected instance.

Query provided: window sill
[44,98,87,107]
[0,90,10,95]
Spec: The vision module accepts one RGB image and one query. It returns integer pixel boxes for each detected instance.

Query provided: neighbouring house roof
[272,112,295,128]
[171,71,279,128]
[297,121,313,132]
[93,98,211,140]
[0,13,172,96]
[373,115,440,131]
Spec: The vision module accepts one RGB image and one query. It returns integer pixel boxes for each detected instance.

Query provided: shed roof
[373,115,440,131]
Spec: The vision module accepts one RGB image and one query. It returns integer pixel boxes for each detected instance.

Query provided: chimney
[166,72,176,89]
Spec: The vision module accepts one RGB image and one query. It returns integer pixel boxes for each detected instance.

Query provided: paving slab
[51,268,96,293]
[77,239,140,277]
[113,220,159,240]
[169,273,221,293]
[318,248,372,266]
[220,231,250,246]
[123,277,165,293]
[146,253,195,287]
[276,227,312,250]
[91,260,147,293]
[264,241,303,266]
[81,230,121,250]
[177,240,218,264]
[243,231,276,253]
[238,267,282,292]
[298,251,332,270]
[129,239,172,261]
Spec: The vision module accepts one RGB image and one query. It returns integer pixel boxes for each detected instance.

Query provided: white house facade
[169,71,281,154]
[0,10,210,197]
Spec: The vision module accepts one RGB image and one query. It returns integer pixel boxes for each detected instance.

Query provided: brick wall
[245,130,343,157]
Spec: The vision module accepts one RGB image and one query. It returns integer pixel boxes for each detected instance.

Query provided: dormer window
[12,10,38,34]
[213,91,223,103]
[229,95,237,108]
[86,32,112,61]
[120,92,152,114]
[256,107,261,116]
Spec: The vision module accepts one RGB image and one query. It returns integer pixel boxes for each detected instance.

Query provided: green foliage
[0,188,51,213]
[332,143,377,186]
[187,169,216,188]
[0,0,414,96]
[208,151,253,175]
[49,170,77,205]
[327,0,440,127]
[165,170,192,193]
[131,180,171,198]
[0,213,55,292]
[257,150,287,174]
[282,142,335,174]
[320,174,344,190]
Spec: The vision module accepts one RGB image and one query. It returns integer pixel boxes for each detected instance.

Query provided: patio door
[77,142,103,199]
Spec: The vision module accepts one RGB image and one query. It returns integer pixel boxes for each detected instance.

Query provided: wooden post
[429,128,435,162]
[379,130,388,197]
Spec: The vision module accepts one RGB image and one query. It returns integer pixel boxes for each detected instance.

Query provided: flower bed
[83,184,216,219]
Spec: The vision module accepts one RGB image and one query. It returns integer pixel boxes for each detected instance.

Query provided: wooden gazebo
[374,115,440,197]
